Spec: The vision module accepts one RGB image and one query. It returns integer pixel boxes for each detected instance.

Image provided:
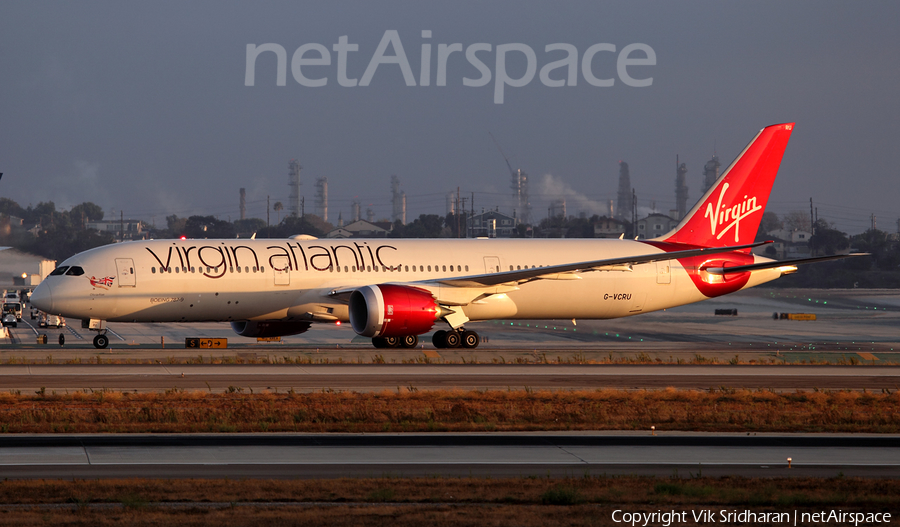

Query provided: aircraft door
[483,256,501,274]
[115,258,136,287]
[272,256,290,286]
[656,260,671,284]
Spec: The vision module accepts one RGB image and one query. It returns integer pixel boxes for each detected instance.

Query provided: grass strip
[0,387,898,433]
[0,476,896,526]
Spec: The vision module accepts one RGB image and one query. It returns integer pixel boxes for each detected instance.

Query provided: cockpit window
[65,266,85,276]
[49,266,69,276]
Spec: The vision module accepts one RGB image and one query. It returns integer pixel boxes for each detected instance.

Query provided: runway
[0,433,897,479]
[0,364,898,392]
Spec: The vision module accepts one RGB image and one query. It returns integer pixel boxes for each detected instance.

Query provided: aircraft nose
[30,282,53,313]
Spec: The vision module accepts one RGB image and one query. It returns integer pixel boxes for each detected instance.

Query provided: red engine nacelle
[349,284,443,338]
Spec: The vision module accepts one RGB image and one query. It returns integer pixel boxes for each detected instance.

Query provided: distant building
[593,216,628,238]
[0,248,55,288]
[85,220,145,240]
[636,213,678,239]
[766,228,812,258]
[326,219,391,238]
[468,210,516,238]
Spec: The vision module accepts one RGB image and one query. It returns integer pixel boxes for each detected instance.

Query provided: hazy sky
[1,1,898,234]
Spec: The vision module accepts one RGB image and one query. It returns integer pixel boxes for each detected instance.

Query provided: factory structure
[259,150,725,239]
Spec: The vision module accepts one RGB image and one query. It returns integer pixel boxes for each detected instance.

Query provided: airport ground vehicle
[31,124,860,349]
[2,302,22,322]
[2,313,16,328]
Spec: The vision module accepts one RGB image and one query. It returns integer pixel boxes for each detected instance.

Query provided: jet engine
[349,284,444,338]
[230,320,312,338]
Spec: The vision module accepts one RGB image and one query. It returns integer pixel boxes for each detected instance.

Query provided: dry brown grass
[0,476,896,526]
[0,388,898,433]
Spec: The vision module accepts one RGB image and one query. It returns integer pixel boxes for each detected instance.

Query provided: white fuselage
[34,237,781,325]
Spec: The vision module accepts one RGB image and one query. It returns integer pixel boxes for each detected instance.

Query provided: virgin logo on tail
[704,183,763,243]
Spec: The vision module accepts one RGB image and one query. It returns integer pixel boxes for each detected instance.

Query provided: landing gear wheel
[461,330,480,349]
[384,336,401,348]
[401,335,419,348]
[93,334,109,349]
[432,330,447,348]
[443,330,461,348]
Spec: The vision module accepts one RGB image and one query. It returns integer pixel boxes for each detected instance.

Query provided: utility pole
[470,192,475,237]
[459,196,468,238]
[809,197,814,236]
[456,187,461,238]
[631,189,637,239]
[266,196,270,229]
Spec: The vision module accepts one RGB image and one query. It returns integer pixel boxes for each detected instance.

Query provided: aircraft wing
[327,240,769,306]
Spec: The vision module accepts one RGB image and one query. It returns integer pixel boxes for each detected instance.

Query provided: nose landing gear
[82,318,110,349]
[92,334,109,349]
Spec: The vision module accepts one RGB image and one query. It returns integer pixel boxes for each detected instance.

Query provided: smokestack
[675,156,689,220]
[288,160,302,217]
[315,177,328,222]
[616,161,632,221]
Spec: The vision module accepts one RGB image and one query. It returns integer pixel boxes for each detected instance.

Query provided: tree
[184,215,235,239]
[782,211,811,232]
[809,219,849,256]
[759,211,782,234]
[233,218,267,235]
[273,202,284,223]
[391,214,444,238]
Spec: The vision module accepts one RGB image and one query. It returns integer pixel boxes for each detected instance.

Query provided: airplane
[30,123,862,349]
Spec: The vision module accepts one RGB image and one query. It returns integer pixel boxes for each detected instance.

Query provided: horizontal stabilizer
[706,253,868,275]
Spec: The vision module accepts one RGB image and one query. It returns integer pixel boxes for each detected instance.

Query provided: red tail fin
[662,123,794,247]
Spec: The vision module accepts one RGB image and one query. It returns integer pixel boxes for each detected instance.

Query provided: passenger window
[442,265,446,272]
[151,267,156,274]
[175,267,180,273]
[367,266,371,272]
[427,266,432,272]
[465,265,469,271]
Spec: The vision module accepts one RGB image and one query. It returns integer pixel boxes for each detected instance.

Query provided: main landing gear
[370,329,481,350]
[372,334,419,348]
[432,329,480,349]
